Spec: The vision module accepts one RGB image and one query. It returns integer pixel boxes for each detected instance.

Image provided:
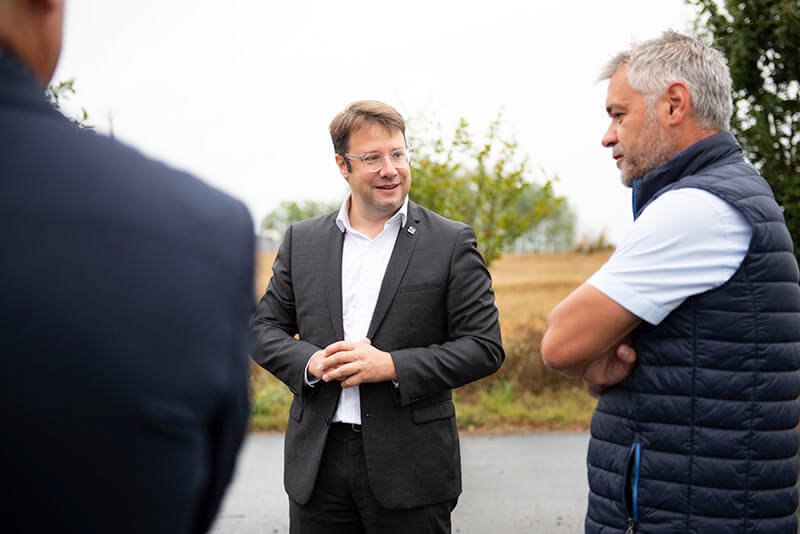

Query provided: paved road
[211,432,590,533]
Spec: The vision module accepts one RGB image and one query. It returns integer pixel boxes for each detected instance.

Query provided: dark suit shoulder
[82,125,249,226]
[283,201,472,243]
[2,101,253,267]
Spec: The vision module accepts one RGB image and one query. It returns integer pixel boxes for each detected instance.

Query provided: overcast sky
[53,1,695,245]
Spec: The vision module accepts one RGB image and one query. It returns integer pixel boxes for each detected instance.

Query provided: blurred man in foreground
[0,1,254,532]
[542,31,800,533]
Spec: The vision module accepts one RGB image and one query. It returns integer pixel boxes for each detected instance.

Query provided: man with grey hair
[542,31,800,533]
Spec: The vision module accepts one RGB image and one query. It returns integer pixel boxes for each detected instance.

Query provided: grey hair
[598,30,732,131]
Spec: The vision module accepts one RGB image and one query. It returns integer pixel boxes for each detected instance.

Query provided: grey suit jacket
[250,200,504,508]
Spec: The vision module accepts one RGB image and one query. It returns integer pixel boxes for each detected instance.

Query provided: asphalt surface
[210,431,590,533]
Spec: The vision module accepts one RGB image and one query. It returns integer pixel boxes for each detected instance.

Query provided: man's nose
[601,121,617,148]
[380,156,398,177]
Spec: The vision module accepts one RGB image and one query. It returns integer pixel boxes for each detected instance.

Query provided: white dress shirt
[305,194,408,424]
[588,188,752,325]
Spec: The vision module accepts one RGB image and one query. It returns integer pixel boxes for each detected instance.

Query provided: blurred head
[0,0,65,86]
[599,31,732,186]
[331,101,410,224]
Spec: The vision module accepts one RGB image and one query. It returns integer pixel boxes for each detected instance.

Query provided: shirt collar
[335,194,409,234]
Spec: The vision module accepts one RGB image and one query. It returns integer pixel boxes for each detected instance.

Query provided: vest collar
[632,131,742,219]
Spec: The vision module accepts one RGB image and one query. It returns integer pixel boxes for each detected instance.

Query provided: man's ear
[664,81,691,126]
[335,154,349,180]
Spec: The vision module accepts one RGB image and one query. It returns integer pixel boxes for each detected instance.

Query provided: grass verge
[454,382,596,432]
[249,370,595,433]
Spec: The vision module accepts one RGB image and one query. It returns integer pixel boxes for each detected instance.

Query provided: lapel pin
[407,226,417,235]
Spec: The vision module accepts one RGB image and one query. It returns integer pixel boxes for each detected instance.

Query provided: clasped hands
[307,339,398,388]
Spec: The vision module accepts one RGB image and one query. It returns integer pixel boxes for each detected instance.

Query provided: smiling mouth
[376,184,399,190]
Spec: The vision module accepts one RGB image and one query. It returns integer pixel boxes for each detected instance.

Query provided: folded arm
[541,283,640,395]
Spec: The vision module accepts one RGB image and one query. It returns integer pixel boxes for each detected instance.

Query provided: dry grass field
[250,249,613,432]
[491,250,614,327]
[253,250,613,317]
[253,252,276,299]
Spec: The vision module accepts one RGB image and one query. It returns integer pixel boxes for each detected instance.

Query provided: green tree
[260,199,340,236]
[409,114,563,265]
[688,0,800,260]
[46,78,93,130]
[513,187,576,253]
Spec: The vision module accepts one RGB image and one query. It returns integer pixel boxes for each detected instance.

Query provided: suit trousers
[289,423,457,534]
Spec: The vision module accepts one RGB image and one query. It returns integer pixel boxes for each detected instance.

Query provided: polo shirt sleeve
[587,188,752,325]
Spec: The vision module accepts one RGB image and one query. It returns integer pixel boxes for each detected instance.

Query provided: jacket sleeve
[249,224,321,397]
[391,226,504,406]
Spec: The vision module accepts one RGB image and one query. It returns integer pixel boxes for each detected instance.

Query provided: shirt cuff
[304,353,320,387]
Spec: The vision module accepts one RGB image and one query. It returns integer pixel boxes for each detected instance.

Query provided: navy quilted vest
[586,132,800,533]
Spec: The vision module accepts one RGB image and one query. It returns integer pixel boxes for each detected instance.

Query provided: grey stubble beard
[619,112,680,188]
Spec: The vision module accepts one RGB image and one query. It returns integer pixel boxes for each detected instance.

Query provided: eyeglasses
[344,147,413,172]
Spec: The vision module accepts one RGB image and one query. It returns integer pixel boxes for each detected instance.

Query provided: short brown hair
[329,100,406,155]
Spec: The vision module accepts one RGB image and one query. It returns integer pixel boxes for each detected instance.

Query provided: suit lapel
[323,218,345,341]
[366,202,421,340]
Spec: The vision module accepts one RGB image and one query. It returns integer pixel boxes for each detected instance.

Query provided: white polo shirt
[587,188,753,325]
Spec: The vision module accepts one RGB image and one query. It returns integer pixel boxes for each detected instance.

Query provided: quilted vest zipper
[625,442,641,533]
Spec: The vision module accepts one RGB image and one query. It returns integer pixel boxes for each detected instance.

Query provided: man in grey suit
[250,100,504,533]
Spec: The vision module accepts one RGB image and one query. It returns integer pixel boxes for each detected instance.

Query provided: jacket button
[324,417,330,426]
